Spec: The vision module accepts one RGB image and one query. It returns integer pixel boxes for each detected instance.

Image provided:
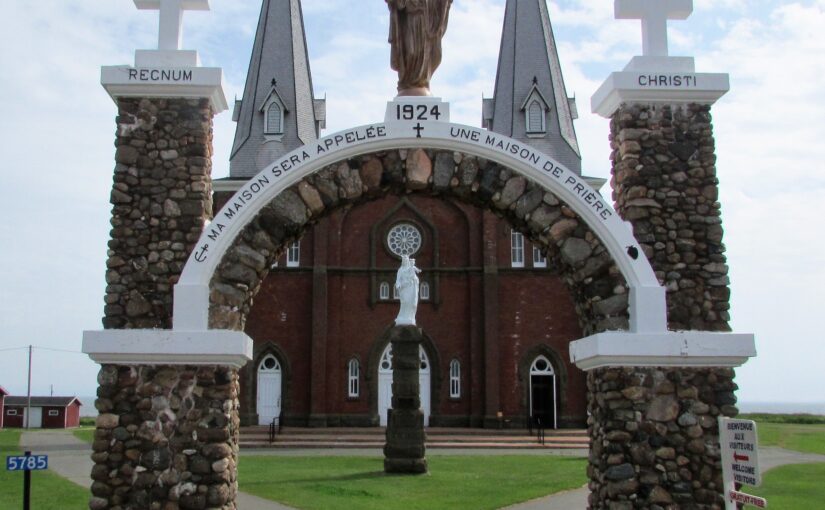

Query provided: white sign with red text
[720,417,765,509]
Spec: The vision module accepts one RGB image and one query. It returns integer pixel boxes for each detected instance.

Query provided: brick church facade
[216,0,602,429]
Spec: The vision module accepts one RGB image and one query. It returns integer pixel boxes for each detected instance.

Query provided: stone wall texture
[91,97,233,509]
[104,97,215,330]
[584,103,738,509]
[91,365,240,510]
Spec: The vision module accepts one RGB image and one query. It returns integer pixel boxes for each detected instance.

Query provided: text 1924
[396,104,442,122]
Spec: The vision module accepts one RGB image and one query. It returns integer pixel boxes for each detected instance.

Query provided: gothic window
[449,359,461,398]
[266,102,283,134]
[387,223,422,258]
[511,230,525,268]
[533,246,547,268]
[420,281,430,301]
[527,100,545,134]
[379,282,390,300]
[348,358,360,398]
[530,355,555,376]
[393,284,400,300]
[286,241,300,267]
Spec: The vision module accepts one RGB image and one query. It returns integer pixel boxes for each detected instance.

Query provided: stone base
[384,457,428,474]
[383,325,428,474]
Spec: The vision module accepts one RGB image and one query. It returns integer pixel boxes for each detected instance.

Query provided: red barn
[0,386,7,428]
[3,397,82,429]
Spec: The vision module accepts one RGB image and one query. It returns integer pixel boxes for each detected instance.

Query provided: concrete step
[240,426,590,450]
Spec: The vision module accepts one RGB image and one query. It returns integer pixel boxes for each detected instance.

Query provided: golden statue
[386,0,453,96]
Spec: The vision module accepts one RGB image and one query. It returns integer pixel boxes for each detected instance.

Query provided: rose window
[387,223,422,257]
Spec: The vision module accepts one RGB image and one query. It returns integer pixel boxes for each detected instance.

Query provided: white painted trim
[212,180,246,193]
[101,65,228,113]
[82,329,253,368]
[591,70,729,118]
[174,103,667,334]
[569,331,756,370]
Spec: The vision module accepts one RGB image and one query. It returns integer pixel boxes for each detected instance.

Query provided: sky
[0,0,823,408]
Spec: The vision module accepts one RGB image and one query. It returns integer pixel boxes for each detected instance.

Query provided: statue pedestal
[383,325,428,474]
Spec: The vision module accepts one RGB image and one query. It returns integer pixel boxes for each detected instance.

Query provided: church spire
[229,0,325,178]
[483,0,581,174]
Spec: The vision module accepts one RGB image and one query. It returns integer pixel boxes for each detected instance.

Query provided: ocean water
[78,396,825,417]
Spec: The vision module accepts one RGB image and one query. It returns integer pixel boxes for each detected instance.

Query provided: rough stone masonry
[91,97,241,510]
[584,103,738,510]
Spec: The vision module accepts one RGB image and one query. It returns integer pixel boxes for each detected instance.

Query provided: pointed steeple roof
[229,0,325,179]
[484,0,581,174]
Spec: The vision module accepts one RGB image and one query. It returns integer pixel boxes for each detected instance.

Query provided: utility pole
[26,345,32,429]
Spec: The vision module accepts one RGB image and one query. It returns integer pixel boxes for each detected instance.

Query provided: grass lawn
[239,455,587,510]
[0,429,89,510]
[752,422,825,455]
[745,463,825,509]
[72,426,95,444]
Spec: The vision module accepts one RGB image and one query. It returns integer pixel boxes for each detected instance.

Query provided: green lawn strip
[0,429,89,510]
[752,422,825,455]
[72,426,96,444]
[745,463,825,510]
[239,455,586,510]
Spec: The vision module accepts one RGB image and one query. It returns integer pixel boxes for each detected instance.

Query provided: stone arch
[173,124,666,336]
[206,149,632,340]
[366,324,442,425]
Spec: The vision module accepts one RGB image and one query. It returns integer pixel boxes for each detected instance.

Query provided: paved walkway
[18,430,825,510]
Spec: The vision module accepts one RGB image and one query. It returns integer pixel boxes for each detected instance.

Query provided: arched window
[527,100,545,134]
[420,281,430,300]
[379,282,390,300]
[511,230,525,268]
[348,358,360,398]
[449,359,461,398]
[266,102,282,134]
[530,355,555,375]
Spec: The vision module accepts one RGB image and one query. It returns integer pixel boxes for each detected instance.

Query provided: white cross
[134,0,210,51]
[615,0,693,57]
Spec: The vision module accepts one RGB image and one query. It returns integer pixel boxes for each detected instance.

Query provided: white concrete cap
[591,70,730,118]
[82,329,253,368]
[101,65,228,113]
[569,331,756,370]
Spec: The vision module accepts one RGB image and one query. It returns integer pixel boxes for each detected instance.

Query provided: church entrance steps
[239,426,589,450]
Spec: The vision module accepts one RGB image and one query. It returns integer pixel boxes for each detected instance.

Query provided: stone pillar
[384,326,428,474]
[582,103,740,509]
[104,97,215,330]
[581,4,751,508]
[83,8,248,507]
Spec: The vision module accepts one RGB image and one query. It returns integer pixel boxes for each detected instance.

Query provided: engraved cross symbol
[134,0,210,51]
[413,123,424,138]
[615,0,693,57]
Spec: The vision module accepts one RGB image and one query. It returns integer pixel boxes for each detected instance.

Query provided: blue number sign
[6,455,48,471]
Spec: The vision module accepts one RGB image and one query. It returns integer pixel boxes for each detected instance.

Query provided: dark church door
[529,355,557,429]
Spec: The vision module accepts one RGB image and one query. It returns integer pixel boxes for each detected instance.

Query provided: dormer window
[259,87,288,139]
[521,82,550,137]
[527,100,545,134]
[266,102,282,134]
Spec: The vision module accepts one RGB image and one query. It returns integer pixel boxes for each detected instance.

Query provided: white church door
[378,343,431,427]
[257,354,282,426]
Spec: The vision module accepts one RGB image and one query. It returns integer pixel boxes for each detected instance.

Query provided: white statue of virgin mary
[394,255,422,326]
